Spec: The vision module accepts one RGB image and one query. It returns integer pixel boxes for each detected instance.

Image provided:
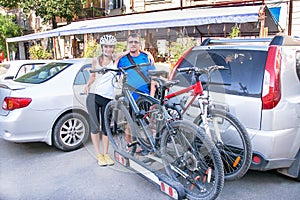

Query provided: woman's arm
[141,50,155,64]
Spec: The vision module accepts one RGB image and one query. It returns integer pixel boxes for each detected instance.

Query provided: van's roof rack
[201,35,300,46]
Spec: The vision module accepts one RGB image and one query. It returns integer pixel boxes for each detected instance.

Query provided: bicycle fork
[198,99,223,144]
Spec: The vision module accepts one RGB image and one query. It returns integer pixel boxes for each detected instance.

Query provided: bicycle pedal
[127,141,138,148]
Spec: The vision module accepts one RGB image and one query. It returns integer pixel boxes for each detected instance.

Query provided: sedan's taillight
[2,97,32,110]
[262,46,282,110]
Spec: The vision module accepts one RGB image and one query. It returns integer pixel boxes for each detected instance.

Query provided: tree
[0,0,19,9]
[19,0,86,29]
[0,14,21,58]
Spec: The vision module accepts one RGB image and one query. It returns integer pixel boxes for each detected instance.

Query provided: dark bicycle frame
[93,63,172,152]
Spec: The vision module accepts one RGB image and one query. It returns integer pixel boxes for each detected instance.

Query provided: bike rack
[114,150,186,200]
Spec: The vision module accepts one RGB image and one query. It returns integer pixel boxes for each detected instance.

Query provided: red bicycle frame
[164,80,204,116]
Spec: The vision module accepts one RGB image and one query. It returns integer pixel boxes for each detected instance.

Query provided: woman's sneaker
[104,154,115,166]
[97,154,107,166]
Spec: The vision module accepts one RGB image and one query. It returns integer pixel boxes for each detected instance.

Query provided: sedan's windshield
[15,62,71,84]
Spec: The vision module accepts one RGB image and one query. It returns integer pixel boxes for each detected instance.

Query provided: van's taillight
[2,97,32,110]
[262,46,281,109]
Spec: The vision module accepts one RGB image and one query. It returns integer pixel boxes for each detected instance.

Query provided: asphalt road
[1,138,299,200]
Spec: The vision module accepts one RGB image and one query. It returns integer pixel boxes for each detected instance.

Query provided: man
[115,33,156,154]
[116,33,156,99]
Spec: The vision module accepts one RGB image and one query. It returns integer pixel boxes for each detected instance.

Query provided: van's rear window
[173,49,268,97]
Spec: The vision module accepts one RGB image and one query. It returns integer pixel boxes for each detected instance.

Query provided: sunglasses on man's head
[128,40,140,44]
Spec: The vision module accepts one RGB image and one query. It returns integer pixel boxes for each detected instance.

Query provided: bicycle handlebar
[89,63,152,74]
[177,65,227,75]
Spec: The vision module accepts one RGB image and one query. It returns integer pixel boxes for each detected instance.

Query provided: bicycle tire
[194,108,252,181]
[104,100,137,155]
[134,97,158,150]
[161,120,224,200]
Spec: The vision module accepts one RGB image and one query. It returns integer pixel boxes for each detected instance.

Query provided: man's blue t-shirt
[117,52,155,100]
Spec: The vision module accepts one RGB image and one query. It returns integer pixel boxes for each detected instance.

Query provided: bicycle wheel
[194,108,252,181]
[161,120,224,200]
[134,97,157,150]
[104,100,137,155]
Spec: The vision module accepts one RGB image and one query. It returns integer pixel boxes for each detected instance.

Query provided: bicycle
[90,64,224,200]
[137,65,252,181]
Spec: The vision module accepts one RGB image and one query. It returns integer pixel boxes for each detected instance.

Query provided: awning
[6,5,280,43]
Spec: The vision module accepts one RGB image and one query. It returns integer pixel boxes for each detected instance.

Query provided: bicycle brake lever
[90,68,107,74]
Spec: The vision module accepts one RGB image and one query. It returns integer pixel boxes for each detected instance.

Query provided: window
[296,51,300,81]
[109,0,122,9]
[16,63,46,79]
[15,62,71,84]
[174,49,268,97]
[74,64,92,85]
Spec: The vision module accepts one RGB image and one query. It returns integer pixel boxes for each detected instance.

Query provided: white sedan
[0,58,93,151]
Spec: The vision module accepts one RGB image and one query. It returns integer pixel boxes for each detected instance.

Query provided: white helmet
[100,35,117,45]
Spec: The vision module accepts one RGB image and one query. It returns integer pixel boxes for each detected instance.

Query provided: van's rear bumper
[248,127,300,170]
[250,151,295,170]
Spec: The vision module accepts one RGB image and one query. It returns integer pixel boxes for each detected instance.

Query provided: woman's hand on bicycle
[84,85,90,94]
[90,68,108,74]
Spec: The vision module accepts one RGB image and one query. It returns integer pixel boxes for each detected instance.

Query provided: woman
[84,35,117,166]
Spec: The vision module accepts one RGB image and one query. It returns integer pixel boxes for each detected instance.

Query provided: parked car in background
[0,60,52,81]
[0,58,92,151]
[170,35,300,180]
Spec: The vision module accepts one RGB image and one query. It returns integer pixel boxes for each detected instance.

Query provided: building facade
[2,0,299,60]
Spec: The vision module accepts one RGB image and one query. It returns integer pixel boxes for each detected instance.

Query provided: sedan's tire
[53,112,89,151]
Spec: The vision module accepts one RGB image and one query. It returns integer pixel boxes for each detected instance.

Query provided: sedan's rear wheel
[53,112,89,151]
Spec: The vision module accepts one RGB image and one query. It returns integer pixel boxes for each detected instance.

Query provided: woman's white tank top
[89,57,116,99]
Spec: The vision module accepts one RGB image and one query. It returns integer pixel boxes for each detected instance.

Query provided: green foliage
[82,38,100,58]
[20,0,86,28]
[228,24,240,38]
[29,44,52,59]
[114,42,126,55]
[168,37,196,63]
[0,0,19,8]
[0,14,21,57]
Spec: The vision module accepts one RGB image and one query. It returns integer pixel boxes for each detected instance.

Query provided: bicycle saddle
[153,77,180,89]
[148,70,168,78]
